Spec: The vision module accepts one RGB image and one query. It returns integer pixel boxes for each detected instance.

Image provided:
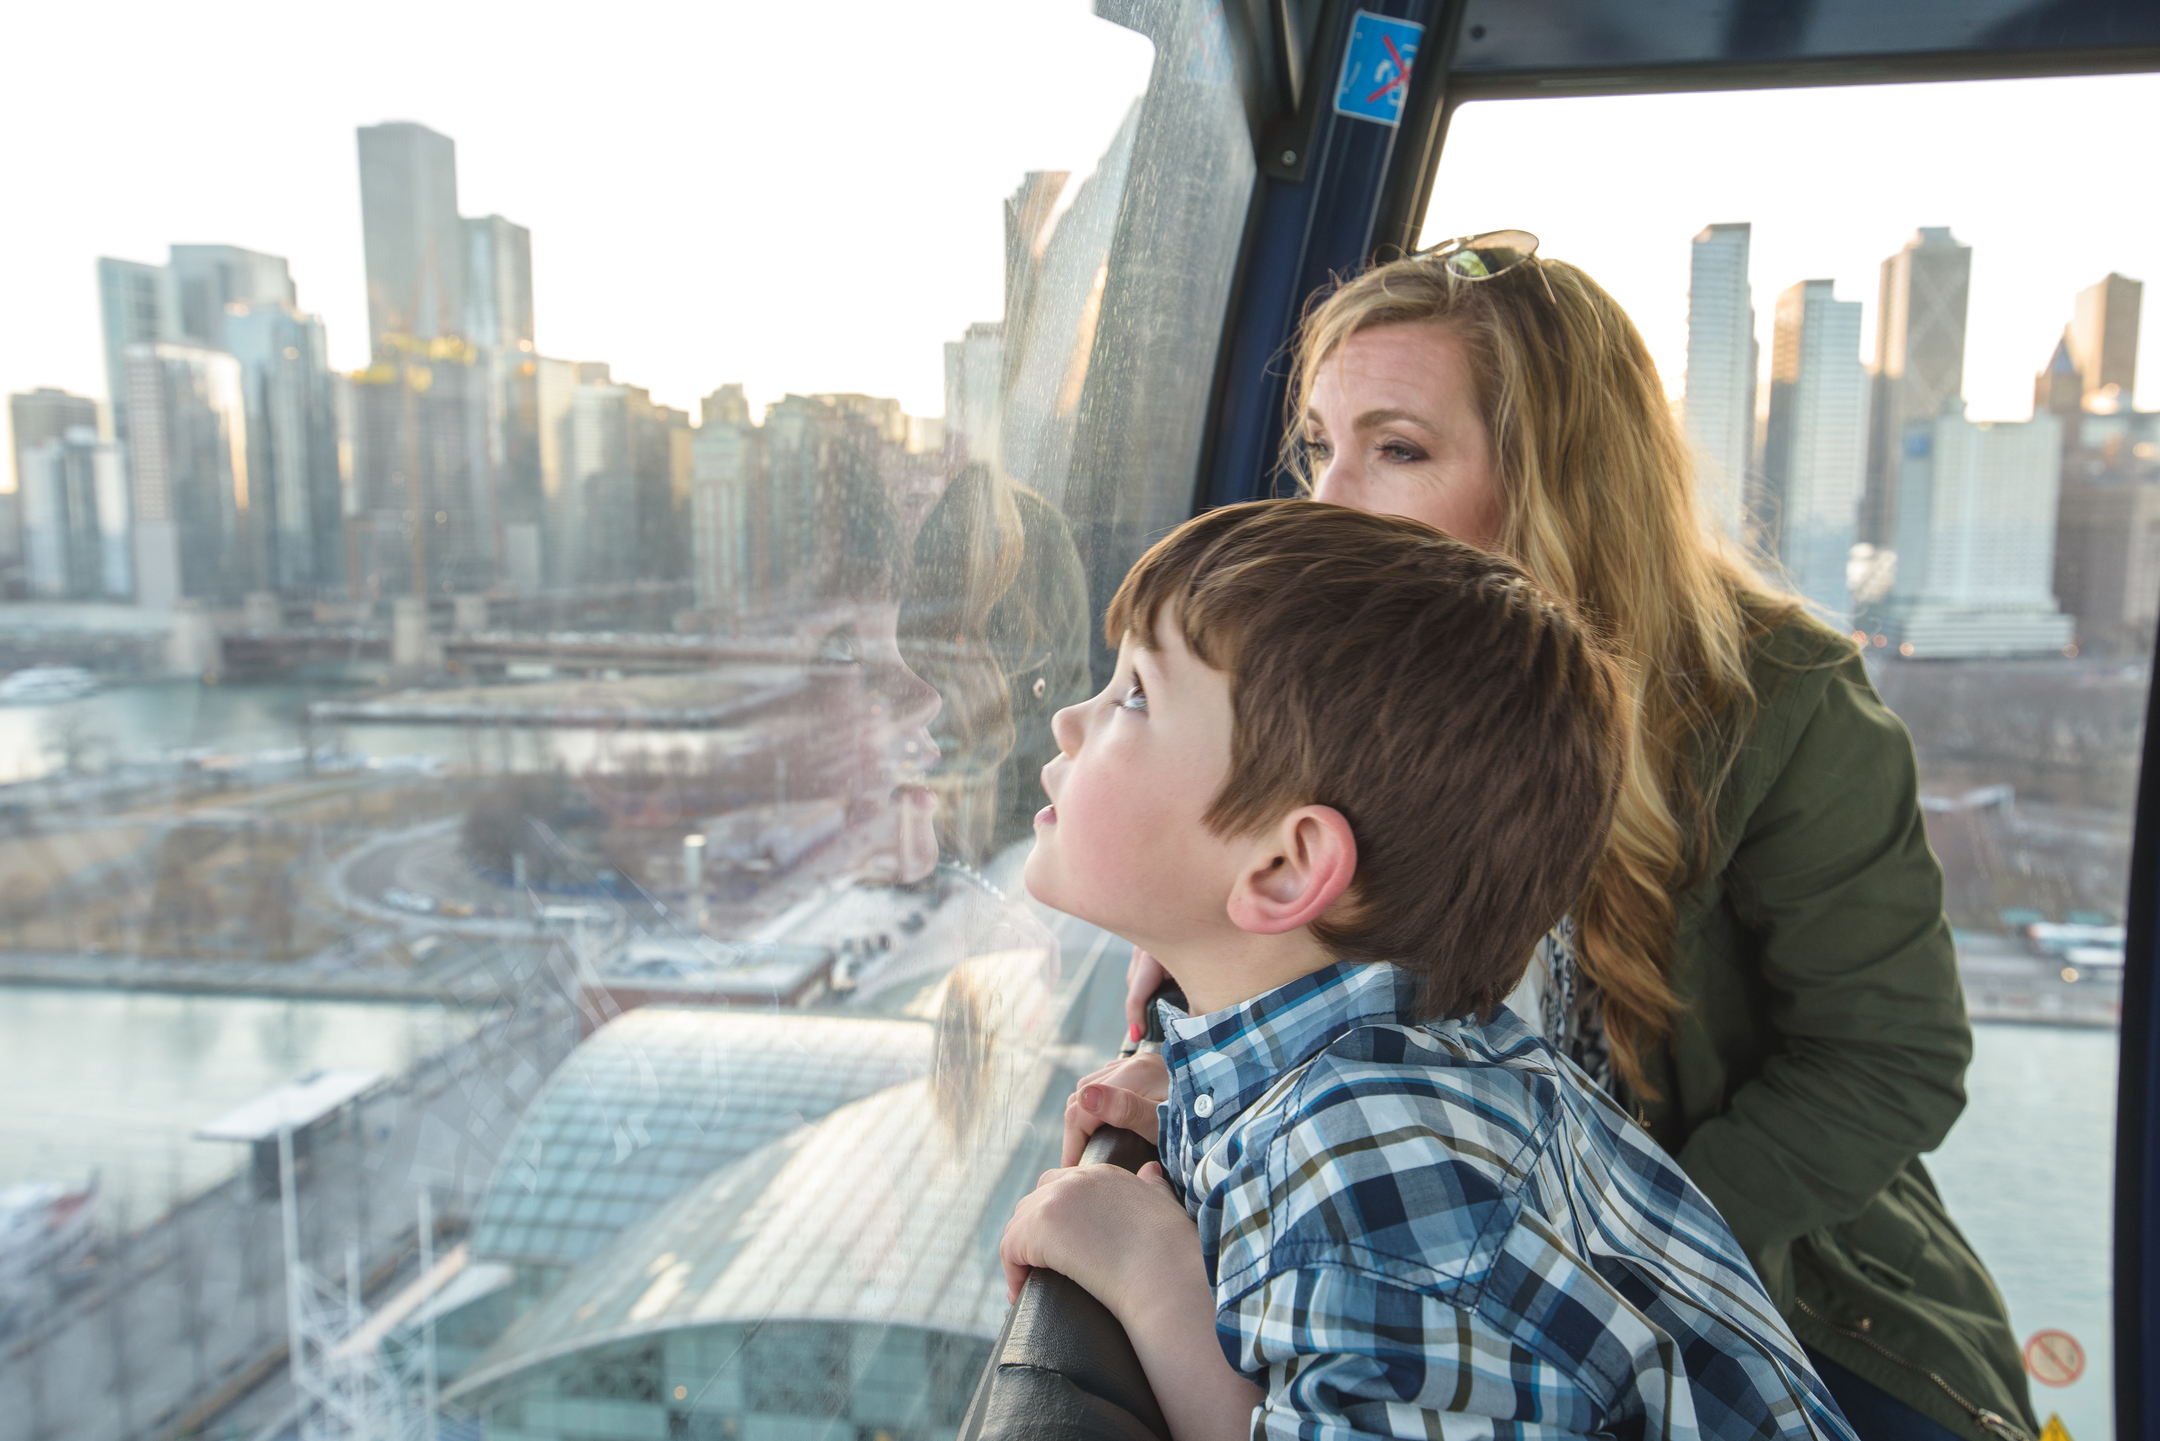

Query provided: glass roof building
[469,1009,936,1287]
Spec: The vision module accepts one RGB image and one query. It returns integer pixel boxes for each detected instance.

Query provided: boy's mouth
[1034,804,1056,826]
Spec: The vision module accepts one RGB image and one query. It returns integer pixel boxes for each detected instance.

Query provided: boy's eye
[1118,683,1148,713]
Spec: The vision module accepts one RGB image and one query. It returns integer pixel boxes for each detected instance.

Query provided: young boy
[999,501,1853,1441]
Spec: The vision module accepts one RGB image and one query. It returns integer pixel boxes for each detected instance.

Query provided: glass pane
[1424,75,2159,1439]
[0,3,1253,1437]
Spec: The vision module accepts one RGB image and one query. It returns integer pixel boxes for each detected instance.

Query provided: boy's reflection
[899,464,1091,868]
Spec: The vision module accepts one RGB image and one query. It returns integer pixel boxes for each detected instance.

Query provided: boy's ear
[1225,804,1357,936]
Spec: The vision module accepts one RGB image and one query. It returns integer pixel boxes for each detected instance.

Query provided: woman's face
[1304,322,1504,551]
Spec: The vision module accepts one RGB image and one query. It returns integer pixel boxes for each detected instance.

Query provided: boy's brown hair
[1104,500,1627,1018]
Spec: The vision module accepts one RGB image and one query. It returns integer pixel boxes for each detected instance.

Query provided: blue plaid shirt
[1157,961,1856,1440]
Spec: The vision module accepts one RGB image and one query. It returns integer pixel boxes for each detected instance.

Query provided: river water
[0,987,476,1226]
[0,684,2125,1429]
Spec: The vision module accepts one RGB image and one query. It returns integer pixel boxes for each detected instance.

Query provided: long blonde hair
[1288,255,1805,1096]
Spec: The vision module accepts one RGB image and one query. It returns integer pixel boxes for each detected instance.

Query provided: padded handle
[958,982,1181,1441]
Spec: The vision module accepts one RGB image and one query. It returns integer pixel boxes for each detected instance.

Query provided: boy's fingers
[1059,1100,1101,1169]
[1083,1084,1160,1143]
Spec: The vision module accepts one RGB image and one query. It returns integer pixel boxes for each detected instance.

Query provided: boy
[999,501,1853,1440]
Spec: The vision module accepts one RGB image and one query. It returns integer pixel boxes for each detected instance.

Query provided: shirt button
[1192,1094,1214,1118]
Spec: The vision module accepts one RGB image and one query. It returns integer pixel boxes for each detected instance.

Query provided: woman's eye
[1377,440,1422,463]
[1303,436,1332,461]
[1118,683,1148,713]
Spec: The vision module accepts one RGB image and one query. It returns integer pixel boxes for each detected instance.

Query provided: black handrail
[958,988,1181,1441]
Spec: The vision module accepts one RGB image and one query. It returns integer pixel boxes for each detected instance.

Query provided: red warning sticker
[2023,1330,2086,1387]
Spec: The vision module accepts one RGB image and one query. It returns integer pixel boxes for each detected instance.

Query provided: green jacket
[1632,615,2039,1441]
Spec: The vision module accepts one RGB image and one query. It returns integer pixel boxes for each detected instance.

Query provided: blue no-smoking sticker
[1334,11,1423,126]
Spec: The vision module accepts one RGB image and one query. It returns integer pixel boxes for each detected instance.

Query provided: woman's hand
[999,1160,1190,1310]
[1125,947,1168,1037]
[1062,1051,1170,1166]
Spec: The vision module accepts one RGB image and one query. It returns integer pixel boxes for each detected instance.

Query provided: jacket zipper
[1795,1299,2031,1441]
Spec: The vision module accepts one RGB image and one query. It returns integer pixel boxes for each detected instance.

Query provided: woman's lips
[891,781,937,811]
[1035,804,1056,826]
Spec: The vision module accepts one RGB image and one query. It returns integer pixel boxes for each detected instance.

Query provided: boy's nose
[1049,701,1083,757]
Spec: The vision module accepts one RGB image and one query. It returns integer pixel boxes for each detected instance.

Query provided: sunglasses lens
[1434,229,1539,279]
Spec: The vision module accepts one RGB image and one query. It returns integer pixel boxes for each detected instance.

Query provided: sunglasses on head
[1414,228,1539,280]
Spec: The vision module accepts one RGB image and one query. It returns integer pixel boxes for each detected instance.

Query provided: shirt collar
[1158,960,1419,1160]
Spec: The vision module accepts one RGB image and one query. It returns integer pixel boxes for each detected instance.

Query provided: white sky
[5,8,2157,474]
[1424,76,2160,421]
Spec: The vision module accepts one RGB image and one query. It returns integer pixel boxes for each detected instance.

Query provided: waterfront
[0,986,479,1225]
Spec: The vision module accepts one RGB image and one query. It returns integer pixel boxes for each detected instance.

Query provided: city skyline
[7,22,2160,474]
[0,0,1155,471]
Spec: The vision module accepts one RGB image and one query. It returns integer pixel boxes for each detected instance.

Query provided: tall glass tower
[1683,223,1757,540]
[1863,227,1971,545]
[358,121,467,352]
[1762,280,1867,621]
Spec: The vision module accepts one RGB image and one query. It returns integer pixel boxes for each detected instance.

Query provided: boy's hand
[999,1160,1192,1313]
[1062,1051,1171,1166]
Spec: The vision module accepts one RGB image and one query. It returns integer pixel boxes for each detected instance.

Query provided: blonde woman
[1071,237,2036,1441]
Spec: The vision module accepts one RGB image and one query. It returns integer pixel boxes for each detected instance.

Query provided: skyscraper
[1683,223,1756,539]
[1862,228,1972,545]
[358,122,466,352]
[1868,406,2075,657]
[943,322,1004,475]
[7,388,104,574]
[2070,272,2142,407]
[223,302,342,593]
[125,343,250,608]
[167,245,295,351]
[19,425,130,599]
[1761,280,1868,620]
[346,347,492,598]
[97,258,177,447]
[465,215,534,351]
[9,388,100,493]
[559,382,691,585]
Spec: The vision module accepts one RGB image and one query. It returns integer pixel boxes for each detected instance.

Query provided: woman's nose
[1311,457,1354,508]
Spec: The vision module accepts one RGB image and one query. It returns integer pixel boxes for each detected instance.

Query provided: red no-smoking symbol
[1367,34,1414,103]
[2024,1329,2086,1387]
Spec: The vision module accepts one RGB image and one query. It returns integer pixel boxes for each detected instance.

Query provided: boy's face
[1024,610,1244,949]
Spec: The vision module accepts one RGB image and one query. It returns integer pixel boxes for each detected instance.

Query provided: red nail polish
[1128,1022,1143,1042]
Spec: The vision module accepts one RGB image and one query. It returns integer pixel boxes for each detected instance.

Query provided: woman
[1079,238,2036,1441]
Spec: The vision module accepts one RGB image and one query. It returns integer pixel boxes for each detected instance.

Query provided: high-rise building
[20,425,130,599]
[558,383,691,585]
[1862,228,1972,545]
[2055,477,2160,656]
[223,302,343,593]
[1867,406,2075,657]
[167,245,295,352]
[125,342,250,608]
[690,393,917,626]
[943,323,1004,474]
[1683,223,1756,539]
[358,122,466,352]
[1761,280,1868,620]
[9,388,100,493]
[2070,272,2142,407]
[465,215,534,351]
[97,258,177,447]
[346,345,493,598]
